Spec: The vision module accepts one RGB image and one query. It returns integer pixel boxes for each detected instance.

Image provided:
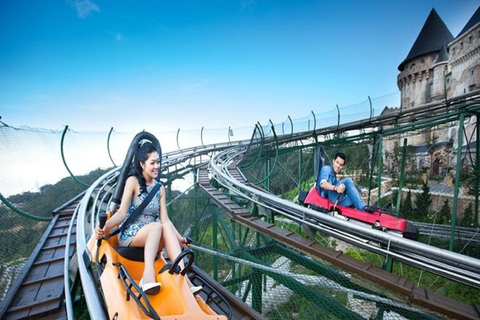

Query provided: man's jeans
[327,178,365,210]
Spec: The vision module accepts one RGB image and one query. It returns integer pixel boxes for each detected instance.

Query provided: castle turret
[431,44,450,101]
[397,9,453,108]
[385,7,479,180]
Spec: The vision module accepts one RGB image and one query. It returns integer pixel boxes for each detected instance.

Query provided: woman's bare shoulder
[125,175,139,184]
[126,175,139,182]
[125,176,140,192]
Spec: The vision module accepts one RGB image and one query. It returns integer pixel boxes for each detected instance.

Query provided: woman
[95,141,201,295]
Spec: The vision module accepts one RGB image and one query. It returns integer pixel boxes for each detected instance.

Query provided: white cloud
[67,0,100,19]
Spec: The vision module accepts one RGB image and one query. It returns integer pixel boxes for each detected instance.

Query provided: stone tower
[449,6,480,96]
[387,6,480,176]
[397,8,453,108]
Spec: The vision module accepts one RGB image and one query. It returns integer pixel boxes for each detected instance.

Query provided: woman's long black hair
[130,140,159,194]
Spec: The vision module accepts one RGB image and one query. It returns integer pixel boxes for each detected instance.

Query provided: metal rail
[415,222,480,243]
[209,146,480,290]
[75,143,263,320]
[197,164,480,320]
[2,90,478,319]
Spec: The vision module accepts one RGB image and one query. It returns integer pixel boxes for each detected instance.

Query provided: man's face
[333,156,345,173]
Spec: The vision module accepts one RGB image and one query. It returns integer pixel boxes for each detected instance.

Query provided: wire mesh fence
[234,120,480,315]
[171,191,450,320]
[0,90,479,319]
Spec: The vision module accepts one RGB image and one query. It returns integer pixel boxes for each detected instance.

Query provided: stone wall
[450,23,480,96]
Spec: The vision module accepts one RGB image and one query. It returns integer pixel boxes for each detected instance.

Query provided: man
[317,152,366,210]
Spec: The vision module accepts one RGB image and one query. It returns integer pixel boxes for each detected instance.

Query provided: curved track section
[205,146,480,319]
[75,143,265,320]
[1,90,479,320]
[209,146,480,288]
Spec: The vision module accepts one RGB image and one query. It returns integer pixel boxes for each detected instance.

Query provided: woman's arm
[95,176,137,239]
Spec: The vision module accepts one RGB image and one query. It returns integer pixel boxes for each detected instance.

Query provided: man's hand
[336,184,346,194]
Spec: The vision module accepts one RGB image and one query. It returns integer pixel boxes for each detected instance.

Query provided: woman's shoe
[139,278,161,295]
[190,285,202,295]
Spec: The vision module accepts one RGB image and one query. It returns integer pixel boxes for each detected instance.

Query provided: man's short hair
[334,152,347,164]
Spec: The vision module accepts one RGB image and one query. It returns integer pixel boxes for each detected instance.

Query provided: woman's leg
[161,221,184,268]
[130,222,163,284]
[161,221,201,293]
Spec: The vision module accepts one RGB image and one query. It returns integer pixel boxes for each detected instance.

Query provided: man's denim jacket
[316,165,337,198]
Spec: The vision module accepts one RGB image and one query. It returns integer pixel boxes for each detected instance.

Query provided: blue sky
[1,0,479,133]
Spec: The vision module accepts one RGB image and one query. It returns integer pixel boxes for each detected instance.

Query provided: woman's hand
[95,224,106,240]
[179,237,191,249]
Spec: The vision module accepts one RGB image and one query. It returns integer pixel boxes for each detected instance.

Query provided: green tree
[459,202,476,227]
[1,168,111,265]
[438,199,451,225]
[400,190,414,219]
[414,181,432,220]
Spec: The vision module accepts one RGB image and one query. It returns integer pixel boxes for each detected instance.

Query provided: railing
[415,222,480,243]
[209,145,480,290]
[72,141,248,319]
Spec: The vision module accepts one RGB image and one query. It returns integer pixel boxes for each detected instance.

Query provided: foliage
[462,155,478,196]
[344,248,480,306]
[459,202,477,227]
[322,141,370,177]
[244,148,316,196]
[0,168,111,265]
[385,141,416,181]
[263,290,345,320]
[282,179,314,202]
[419,235,480,258]
[400,190,414,220]
[413,181,432,220]
[6,167,111,219]
[437,199,451,225]
[73,286,90,320]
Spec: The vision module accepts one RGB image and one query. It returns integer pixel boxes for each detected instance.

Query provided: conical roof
[435,44,449,64]
[457,6,480,38]
[398,8,453,71]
